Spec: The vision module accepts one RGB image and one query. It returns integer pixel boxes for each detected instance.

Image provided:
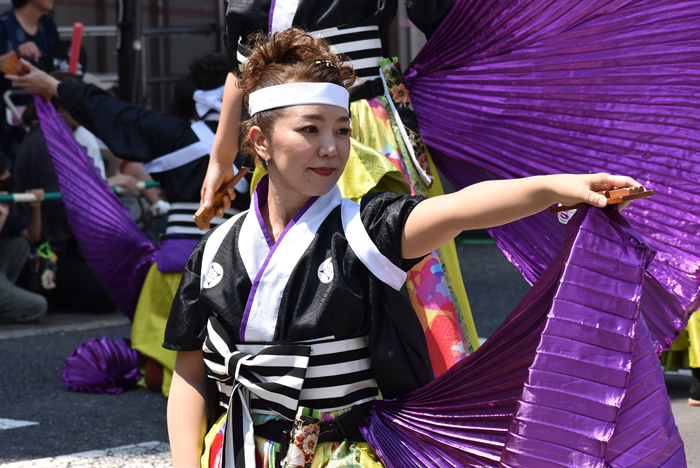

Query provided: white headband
[193,85,225,118]
[248,82,349,116]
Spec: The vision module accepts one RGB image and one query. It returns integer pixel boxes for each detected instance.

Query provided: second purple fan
[362,205,685,467]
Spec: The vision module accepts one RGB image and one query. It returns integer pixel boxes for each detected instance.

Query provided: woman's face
[252,103,351,199]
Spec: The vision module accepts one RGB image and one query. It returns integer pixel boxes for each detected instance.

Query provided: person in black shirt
[0,0,59,164]
[0,150,47,323]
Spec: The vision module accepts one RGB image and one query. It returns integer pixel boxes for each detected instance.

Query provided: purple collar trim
[240,175,319,341]
[254,176,274,248]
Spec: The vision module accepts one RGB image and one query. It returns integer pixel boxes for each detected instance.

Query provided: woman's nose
[318,132,338,158]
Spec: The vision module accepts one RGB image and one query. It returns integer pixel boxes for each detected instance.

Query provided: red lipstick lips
[310,167,335,177]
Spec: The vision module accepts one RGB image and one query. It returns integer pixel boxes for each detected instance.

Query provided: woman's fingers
[587,190,608,207]
[586,173,645,209]
[606,174,641,190]
[590,173,642,192]
[220,194,232,213]
[200,176,222,208]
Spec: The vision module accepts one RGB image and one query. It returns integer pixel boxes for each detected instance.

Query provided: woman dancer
[201,0,477,377]
[164,29,644,468]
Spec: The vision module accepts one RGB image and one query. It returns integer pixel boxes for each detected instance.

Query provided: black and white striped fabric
[165,202,240,237]
[238,25,383,84]
[203,315,378,468]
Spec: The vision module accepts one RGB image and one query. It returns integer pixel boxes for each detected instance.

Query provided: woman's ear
[250,125,270,160]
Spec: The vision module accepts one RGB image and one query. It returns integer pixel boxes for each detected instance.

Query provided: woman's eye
[337,128,350,136]
[300,126,318,133]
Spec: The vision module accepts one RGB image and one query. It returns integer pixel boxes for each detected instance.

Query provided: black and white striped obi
[202,317,379,467]
[195,178,418,467]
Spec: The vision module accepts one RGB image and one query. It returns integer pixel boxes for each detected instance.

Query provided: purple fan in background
[362,206,685,467]
[34,96,157,319]
[62,337,141,394]
[405,0,700,350]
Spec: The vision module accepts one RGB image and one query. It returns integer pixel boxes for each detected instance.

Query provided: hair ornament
[315,59,336,69]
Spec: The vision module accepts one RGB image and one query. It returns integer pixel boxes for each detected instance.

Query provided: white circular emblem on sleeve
[317,257,334,284]
[558,208,577,225]
[203,262,224,288]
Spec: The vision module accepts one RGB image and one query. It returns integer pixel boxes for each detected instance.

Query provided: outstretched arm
[200,72,243,214]
[168,350,208,468]
[401,173,639,259]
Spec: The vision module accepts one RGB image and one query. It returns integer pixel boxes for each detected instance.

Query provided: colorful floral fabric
[202,410,384,468]
[282,408,324,468]
[380,59,433,188]
[350,94,479,370]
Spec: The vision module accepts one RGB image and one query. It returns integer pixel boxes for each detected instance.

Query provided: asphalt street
[0,241,697,466]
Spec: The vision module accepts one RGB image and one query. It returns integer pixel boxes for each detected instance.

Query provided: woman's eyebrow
[298,114,349,123]
[300,114,325,121]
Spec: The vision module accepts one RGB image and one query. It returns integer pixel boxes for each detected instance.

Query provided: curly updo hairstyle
[238,28,356,165]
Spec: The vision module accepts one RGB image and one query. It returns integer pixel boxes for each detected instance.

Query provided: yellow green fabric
[661,308,700,370]
[201,412,225,468]
[130,262,181,397]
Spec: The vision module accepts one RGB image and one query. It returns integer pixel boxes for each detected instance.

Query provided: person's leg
[0,236,30,283]
[131,263,182,397]
[687,309,700,406]
[690,368,700,406]
[0,270,48,323]
[50,254,117,313]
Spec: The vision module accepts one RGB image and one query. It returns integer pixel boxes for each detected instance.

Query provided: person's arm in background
[118,161,169,216]
[21,188,44,244]
[0,202,9,233]
[199,71,243,211]
[6,62,193,162]
[200,5,247,212]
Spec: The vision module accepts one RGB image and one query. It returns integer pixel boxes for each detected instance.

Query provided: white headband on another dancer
[248,82,350,116]
[193,84,225,118]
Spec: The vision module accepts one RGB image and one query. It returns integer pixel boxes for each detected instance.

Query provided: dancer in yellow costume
[661,309,700,406]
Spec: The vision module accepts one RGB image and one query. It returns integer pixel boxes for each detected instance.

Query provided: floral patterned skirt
[201,410,384,468]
